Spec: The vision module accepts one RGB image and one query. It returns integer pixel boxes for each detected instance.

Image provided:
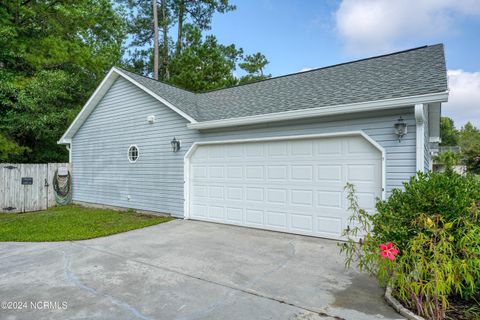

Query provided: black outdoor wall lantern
[394,117,408,142]
[171,137,181,152]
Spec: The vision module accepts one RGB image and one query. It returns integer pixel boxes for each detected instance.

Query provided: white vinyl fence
[0,163,71,213]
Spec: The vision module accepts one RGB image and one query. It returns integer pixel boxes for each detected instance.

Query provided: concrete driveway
[0,220,402,320]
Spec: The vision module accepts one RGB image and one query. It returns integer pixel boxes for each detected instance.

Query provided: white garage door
[187,134,382,239]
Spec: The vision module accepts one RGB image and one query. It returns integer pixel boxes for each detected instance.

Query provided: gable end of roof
[58,67,197,144]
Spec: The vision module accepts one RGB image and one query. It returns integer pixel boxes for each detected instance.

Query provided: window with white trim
[128,145,139,163]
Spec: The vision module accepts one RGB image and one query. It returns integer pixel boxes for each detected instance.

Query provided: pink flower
[379,242,399,261]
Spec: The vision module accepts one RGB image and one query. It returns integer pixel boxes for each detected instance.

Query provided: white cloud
[444,70,480,127]
[334,0,480,53]
[299,67,313,72]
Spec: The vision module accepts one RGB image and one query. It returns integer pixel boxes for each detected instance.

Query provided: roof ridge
[115,44,442,95]
[199,44,442,93]
[115,67,199,94]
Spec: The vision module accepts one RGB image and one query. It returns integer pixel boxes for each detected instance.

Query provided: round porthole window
[128,145,139,163]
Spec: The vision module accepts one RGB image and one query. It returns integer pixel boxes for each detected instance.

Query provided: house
[58,44,448,240]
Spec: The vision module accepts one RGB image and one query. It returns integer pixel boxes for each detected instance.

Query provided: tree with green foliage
[458,122,480,174]
[239,52,271,84]
[122,0,235,80]
[0,0,126,162]
[168,25,242,91]
[121,0,269,90]
[121,0,172,78]
[433,151,459,174]
[440,117,459,146]
[1,1,269,162]
[173,0,235,54]
[0,134,27,162]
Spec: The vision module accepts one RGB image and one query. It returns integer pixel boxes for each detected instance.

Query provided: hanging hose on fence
[53,167,72,205]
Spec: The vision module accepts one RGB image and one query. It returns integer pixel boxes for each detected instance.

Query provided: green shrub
[373,172,480,250]
[340,172,480,320]
[433,151,459,174]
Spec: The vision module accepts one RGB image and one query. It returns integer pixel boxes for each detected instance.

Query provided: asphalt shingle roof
[119,44,448,122]
[119,69,201,120]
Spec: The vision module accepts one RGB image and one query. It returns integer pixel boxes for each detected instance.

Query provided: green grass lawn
[0,205,174,242]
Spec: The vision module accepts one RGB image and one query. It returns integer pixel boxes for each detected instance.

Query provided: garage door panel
[192,185,208,198]
[246,144,265,157]
[245,187,264,201]
[227,166,243,179]
[226,144,244,158]
[317,191,343,208]
[226,187,243,200]
[266,188,288,205]
[316,216,343,236]
[208,166,225,178]
[291,165,314,181]
[207,145,225,159]
[208,206,225,220]
[356,192,377,211]
[192,204,208,217]
[268,141,288,156]
[315,139,342,155]
[290,140,314,156]
[193,165,208,178]
[291,189,314,207]
[347,164,376,182]
[317,165,343,182]
[188,135,382,239]
[246,166,264,180]
[347,136,379,154]
[290,213,314,232]
[226,207,243,222]
[246,209,264,225]
[208,186,224,199]
[266,166,288,180]
[266,211,288,229]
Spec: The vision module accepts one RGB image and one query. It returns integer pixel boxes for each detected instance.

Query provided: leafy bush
[373,172,480,251]
[433,151,459,174]
[340,172,480,320]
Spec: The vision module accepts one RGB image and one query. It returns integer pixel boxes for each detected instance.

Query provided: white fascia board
[187,91,449,130]
[57,67,197,145]
[113,68,197,124]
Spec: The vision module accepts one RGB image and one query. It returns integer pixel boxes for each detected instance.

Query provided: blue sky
[208,0,480,127]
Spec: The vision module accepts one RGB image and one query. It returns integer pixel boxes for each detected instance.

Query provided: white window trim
[183,130,386,219]
[128,145,140,163]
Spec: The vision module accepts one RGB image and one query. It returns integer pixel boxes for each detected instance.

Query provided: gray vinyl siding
[72,77,190,216]
[72,77,417,217]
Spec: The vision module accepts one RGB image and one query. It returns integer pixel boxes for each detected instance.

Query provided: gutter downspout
[66,144,72,163]
[415,104,425,174]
